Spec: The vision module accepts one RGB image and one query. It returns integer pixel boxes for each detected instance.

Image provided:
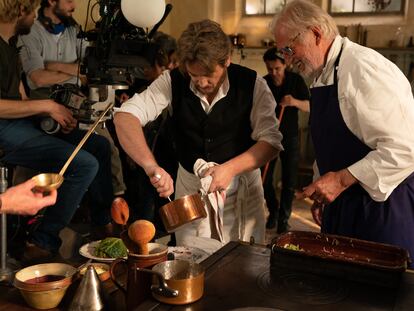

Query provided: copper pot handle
[110,258,127,294]
[138,268,179,298]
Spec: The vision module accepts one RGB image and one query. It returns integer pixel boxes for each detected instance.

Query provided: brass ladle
[31,103,113,192]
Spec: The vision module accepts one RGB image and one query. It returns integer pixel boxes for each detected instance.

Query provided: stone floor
[265,197,319,244]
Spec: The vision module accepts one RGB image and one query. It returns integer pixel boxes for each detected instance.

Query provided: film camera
[42,0,172,134]
[40,84,95,134]
[80,0,172,84]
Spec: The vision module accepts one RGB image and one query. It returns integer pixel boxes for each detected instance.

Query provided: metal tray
[270,231,410,287]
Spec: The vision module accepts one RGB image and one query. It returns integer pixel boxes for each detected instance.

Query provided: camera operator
[0,0,114,264]
[18,0,127,197]
[116,32,178,225]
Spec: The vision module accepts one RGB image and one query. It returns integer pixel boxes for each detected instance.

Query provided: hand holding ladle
[154,174,172,202]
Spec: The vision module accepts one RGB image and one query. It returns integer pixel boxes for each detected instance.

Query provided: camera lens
[40,117,61,134]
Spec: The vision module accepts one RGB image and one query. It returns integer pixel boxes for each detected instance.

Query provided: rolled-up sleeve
[339,45,414,201]
[250,76,284,151]
[18,28,45,75]
[116,70,173,126]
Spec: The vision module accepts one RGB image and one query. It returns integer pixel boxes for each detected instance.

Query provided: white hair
[271,0,338,41]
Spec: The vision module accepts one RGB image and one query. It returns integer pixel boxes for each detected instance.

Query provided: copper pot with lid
[159,193,207,233]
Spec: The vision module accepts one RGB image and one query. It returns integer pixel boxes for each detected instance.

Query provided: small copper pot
[159,193,207,233]
[143,260,205,305]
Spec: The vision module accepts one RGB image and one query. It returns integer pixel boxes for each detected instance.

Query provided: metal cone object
[69,264,105,311]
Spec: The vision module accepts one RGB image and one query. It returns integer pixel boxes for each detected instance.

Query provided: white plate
[79,240,126,262]
[167,246,209,263]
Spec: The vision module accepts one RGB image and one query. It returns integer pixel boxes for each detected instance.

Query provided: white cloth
[311,36,414,202]
[174,163,266,254]
[116,67,283,151]
[193,159,226,243]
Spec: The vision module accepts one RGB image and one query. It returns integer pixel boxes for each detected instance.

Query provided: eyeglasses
[279,29,306,57]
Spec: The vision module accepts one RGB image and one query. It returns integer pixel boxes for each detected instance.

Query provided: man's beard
[198,69,227,96]
[53,6,74,25]
[291,59,322,81]
[15,20,32,35]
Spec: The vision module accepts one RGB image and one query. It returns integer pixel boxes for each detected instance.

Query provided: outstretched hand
[296,169,357,205]
[0,179,57,215]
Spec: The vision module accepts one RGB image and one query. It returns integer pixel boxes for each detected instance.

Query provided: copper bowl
[159,193,207,233]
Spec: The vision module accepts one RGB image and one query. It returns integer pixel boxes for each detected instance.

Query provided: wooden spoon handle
[138,244,149,255]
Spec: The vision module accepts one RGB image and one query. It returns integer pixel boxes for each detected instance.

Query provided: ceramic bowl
[13,263,76,310]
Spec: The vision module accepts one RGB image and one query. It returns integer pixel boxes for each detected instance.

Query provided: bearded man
[115,19,283,251]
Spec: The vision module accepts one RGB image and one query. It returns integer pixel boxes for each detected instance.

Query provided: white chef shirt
[312,35,414,202]
[117,67,283,151]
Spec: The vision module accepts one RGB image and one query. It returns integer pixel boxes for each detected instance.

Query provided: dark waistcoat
[170,63,256,172]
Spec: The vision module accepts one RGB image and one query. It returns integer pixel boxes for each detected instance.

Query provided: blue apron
[310,47,414,268]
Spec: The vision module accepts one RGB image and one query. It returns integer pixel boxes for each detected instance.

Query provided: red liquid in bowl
[25,274,65,284]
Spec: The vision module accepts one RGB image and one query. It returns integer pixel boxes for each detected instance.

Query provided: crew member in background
[116,32,178,225]
[18,0,127,197]
[261,47,309,233]
[0,0,112,263]
[273,0,414,267]
[115,19,282,251]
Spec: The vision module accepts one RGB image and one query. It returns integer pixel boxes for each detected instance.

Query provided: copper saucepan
[159,193,207,233]
[143,259,205,305]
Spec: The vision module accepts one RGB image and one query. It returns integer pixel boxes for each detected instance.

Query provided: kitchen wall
[74,0,414,48]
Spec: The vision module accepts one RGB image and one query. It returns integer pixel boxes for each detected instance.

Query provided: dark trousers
[0,118,113,252]
[262,135,299,229]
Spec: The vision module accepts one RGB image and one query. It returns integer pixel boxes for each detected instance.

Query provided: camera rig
[80,0,172,85]
[71,0,172,124]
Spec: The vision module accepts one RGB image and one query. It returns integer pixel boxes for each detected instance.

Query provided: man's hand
[145,165,174,198]
[0,179,57,215]
[310,201,324,226]
[279,95,297,108]
[280,95,310,112]
[296,169,357,205]
[47,100,77,132]
[203,164,234,193]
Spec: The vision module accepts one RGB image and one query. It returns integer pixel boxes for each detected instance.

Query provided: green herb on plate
[94,237,128,258]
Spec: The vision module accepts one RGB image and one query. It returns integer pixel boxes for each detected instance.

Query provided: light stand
[0,167,13,284]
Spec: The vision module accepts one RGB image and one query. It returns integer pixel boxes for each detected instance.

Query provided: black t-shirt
[264,71,309,137]
[0,36,21,100]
